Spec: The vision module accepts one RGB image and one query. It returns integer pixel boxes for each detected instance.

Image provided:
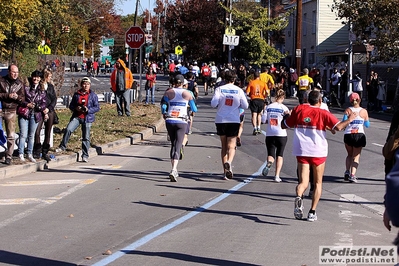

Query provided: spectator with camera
[56,77,99,162]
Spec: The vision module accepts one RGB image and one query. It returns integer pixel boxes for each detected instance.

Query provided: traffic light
[62,25,70,33]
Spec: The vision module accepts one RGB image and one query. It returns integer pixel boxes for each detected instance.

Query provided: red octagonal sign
[125,26,145,49]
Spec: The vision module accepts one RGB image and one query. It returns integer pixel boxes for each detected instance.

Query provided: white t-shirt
[344,107,365,135]
[265,102,289,137]
[211,83,248,123]
[210,66,218,78]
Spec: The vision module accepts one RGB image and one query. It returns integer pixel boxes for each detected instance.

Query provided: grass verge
[52,103,161,153]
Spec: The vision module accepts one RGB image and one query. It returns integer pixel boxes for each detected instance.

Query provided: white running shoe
[169,170,178,182]
[294,196,304,220]
[274,176,282,182]
[224,162,233,179]
[19,154,25,162]
[349,174,358,183]
[307,212,317,222]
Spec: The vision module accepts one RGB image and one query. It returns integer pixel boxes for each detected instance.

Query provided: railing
[56,90,138,108]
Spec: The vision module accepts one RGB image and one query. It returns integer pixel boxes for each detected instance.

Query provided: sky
[117,0,153,16]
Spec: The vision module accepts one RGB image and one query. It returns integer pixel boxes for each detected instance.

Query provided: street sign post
[102,38,114,46]
[125,26,145,49]
[223,35,240,46]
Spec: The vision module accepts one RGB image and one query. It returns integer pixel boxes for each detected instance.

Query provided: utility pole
[129,0,140,71]
[228,0,232,64]
[295,0,302,76]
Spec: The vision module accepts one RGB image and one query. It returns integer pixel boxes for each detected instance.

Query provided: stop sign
[125,26,145,49]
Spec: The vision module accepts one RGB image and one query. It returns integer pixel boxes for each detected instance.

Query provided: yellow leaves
[0,0,42,40]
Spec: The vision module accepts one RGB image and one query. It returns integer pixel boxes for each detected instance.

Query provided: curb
[0,118,165,180]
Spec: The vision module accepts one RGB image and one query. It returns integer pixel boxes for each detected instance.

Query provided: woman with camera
[56,77,99,162]
[18,70,47,163]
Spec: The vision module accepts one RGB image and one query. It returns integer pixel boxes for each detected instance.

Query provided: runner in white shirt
[262,89,290,182]
[211,71,248,180]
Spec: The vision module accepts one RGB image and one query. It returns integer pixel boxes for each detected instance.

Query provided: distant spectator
[110,59,134,116]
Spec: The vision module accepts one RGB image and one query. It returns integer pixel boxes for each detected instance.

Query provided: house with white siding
[284,0,349,69]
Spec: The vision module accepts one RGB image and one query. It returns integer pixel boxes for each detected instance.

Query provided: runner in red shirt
[201,63,211,95]
[282,90,357,222]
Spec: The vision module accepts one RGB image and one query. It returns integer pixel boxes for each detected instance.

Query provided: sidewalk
[0,118,165,180]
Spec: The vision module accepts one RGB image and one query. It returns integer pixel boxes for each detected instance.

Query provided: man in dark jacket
[56,77,99,162]
[0,64,25,165]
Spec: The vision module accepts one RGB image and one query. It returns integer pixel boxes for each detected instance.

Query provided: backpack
[385,151,399,227]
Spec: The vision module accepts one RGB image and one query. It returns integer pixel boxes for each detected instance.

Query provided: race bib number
[299,79,309,87]
[270,118,278,126]
[170,110,180,117]
[225,98,233,106]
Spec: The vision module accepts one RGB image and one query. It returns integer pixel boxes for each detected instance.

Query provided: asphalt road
[0,74,396,265]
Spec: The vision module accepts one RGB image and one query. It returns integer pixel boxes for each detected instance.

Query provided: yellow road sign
[225,27,236,36]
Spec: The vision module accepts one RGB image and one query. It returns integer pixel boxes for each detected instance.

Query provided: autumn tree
[0,0,41,62]
[162,0,225,62]
[332,0,399,62]
[228,0,289,65]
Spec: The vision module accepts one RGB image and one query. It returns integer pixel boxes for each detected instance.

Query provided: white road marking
[92,163,267,266]
[372,143,384,147]
[0,179,96,228]
[0,179,85,186]
[340,194,384,216]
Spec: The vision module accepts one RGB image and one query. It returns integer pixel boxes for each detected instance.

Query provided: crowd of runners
[161,60,370,222]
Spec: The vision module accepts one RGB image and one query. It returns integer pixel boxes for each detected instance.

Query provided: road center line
[372,143,384,147]
[92,163,266,266]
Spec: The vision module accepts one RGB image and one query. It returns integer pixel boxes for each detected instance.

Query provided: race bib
[270,118,278,126]
[170,110,180,117]
[225,98,233,106]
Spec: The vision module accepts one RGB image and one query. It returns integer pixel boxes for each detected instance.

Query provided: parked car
[0,64,8,77]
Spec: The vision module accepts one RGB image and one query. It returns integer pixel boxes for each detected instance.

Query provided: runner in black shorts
[249,98,264,114]
[211,71,249,180]
[216,123,240,137]
[344,133,366,147]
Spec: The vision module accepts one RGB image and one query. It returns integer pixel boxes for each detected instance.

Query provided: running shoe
[349,174,358,183]
[257,128,262,134]
[294,196,304,220]
[274,176,282,182]
[252,129,258,135]
[344,170,350,181]
[262,161,273,176]
[236,137,242,147]
[19,154,25,162]
[224,162,233,179]
[169,170,178,182]
[307,212,317,222]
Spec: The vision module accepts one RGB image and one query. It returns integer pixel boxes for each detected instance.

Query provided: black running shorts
[249,99,265,114]
[216,123,240,137]
[344,133,366,148]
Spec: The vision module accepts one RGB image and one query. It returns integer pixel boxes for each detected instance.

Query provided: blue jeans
[60,117,92,158]
[115,90,131,116]
[18,113,38,155]
[145,86,155,104]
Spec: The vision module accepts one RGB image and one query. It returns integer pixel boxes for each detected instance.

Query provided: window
[312,11,316,34]
[303,13,307,36]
